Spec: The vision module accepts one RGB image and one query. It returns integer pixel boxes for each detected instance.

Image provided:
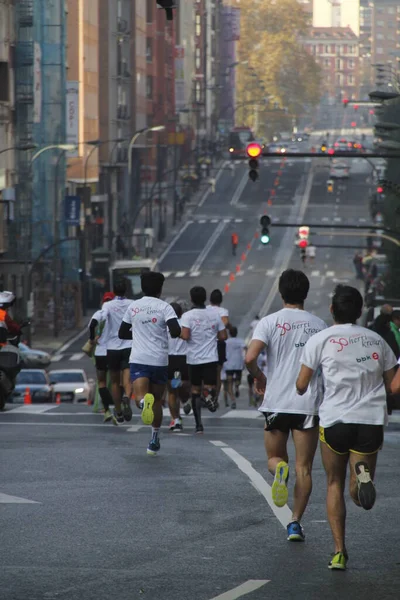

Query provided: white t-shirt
[206,304,229,320]
[98,297,132,351]
[168,318,187,356]
[300,323,398,427]
[89,309,107,357]
[181,308,225,365]
[225,337,245,371]
[122,296,177,366]
[252,308,327,415]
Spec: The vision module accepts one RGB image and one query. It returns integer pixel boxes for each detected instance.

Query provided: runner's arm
[180,326,191,341]
[89,319,98,341]
[387,367,398,394]
[167,318,181,339]
[296,365,314,395]
[4,314,22,335]
[118,320,132,340]
[217,328,227,341]
[245,339,265,378]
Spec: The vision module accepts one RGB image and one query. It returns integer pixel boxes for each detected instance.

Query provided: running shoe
[287,521,305,542]
[355,461,376,510]
[141,393,155,425]
[231,402,236,410]
[171,371,182,389]
[173,419,183,432]
[112,410,124,426]
[195,424,204,435]
[328,552,347,571]
[183,400,191,415]
[121,395,133,422]
[147,439,161,456]
[169,419,176,431]
[271,461,289,507]
[103,409,113,423]
[235,388,240,398]
[202,391,218,413]
[138,398,144,410]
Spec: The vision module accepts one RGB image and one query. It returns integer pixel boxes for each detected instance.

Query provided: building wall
[371,0,400,74]
[176,0,195,128]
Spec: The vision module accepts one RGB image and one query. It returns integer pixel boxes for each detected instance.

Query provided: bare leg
[349,451,378,507]
[167,382,180,420]
[291,427,319,521]
[264,429,290,475]
[320,442,349,554]
[110,370,122,412]
[227,376,235,405]
[122,368,131,398]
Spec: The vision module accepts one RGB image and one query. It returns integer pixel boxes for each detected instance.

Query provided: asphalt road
[4,105,394,600]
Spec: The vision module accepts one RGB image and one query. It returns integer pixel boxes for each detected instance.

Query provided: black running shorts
[320,423,384,455]
[263,412,319,433]
[168,354,189,381]
[95,355,108,372]
[217,340,226,366]
[226,369,243,382]
[188,362,218,387]
[107,348,130,372]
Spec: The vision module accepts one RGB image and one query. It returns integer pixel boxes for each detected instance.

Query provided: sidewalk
[31,317,91,354]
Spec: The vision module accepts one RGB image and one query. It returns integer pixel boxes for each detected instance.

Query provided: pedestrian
[390,310,400,352]
[245,269,327,542]
[207,289,230,401]
[118,272,181,455]
[180,286,227,434]
[353,252,363,280]
[306,245,316,262]
[89,279,133,426]
[225,326,246,409]
[231,232,239,256]
[87,291,115,422]
[167,302,190,432]
[296,285,397,570]
[370,304,399,358]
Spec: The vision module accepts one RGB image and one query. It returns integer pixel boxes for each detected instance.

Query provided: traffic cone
[87,396,93,406]
[24,387,32,405]
[55,393,61,405]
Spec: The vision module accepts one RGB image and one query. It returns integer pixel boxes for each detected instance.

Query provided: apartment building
[371,0,400,77]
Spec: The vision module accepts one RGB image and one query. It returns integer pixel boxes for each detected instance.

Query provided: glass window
[195,47,201,69]
[147,0,153,22]
[325,45,330,53]
[195,14,201,37]
[377,47,384,54]
[17,371,47,384]
[50,372,85,383]
[146,38,152,62]
[146,75,153,98]
[195,81,201,102]
[377,20,384,26]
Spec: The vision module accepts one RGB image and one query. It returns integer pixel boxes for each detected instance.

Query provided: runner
[296,285,397,570]
[89,280,132,425]
[225,326,245,409]
[206,289,230,400]
[118,272,181,455]
[245,269,327,541]
[167,302,190,432]
[221,363,229,407]
[231,232,239,256]
[88,291,115,422]
[181,286,227,433]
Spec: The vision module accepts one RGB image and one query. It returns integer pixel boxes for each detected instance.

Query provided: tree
[236,0,321,136]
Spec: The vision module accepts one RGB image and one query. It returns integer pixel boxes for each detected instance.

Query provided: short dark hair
[392,310,400,321]
[230,326,238,337]
[170,302,182,319]
[331,285,363,324]
[278,269,310,304]
[113,278,127,296]
[141,271,165,297]
[210,289,223,305]
[190,286,207,306]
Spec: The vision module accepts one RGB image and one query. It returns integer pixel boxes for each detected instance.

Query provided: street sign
[64,195,81,226]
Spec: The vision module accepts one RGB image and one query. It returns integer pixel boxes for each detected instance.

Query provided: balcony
[117,18,130,35]
[116,105,130,120]
[18,1,34,27]
[117,62,131,79]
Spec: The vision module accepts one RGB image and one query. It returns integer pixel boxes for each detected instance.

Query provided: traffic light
[327,179,334,193]
[297,226,309,261]
[377,185,384,194]
[247,142,262,182]
[260,215,271,244]
[320,143,327,153]
[343,98,349,109]
[353,104,359,111]
[351,121,357,128]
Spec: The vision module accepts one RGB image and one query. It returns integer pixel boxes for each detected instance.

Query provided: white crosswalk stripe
[189,271,201,277]
[51,355,63,362]
[311,270,320,276]
[175,271,186,278]
[266,269,275,276]
[163,271,172,278]
[221,270,230,276]
[69,353,84,361]
[326,271,335,277]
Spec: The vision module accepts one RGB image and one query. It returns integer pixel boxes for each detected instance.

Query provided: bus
[228,126,255,159]
[109,259,155,299]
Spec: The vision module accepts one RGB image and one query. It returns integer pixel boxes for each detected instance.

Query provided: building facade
[370,0,400,79]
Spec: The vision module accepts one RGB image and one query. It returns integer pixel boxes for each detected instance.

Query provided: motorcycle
[0,321,29,411]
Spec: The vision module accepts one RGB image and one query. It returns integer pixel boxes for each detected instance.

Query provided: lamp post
[127,126,165,175]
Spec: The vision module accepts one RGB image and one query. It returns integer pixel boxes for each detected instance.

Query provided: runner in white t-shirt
[181,286,227,433]
[119,272,181,456]
[206,289,230,400]
[297,285,397,571]
[245,269,327,542]
[224,327,245,409]
[87,291,115,422]
[89,280,132,426]
[167,302,190,432]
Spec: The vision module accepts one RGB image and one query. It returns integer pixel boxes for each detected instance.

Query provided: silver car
[49,369,95,403]
[18,343,51,369]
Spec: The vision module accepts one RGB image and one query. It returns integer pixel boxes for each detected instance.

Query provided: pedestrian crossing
[188,216,372,225]
[162,269,349,279]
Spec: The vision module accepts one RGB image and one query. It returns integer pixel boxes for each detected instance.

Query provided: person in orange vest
[231,232,239,256]
[0,291,21,337]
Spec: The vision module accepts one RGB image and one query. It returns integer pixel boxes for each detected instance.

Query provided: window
[146,75,153,98]
[146,38,152,62]
[377,47,384,54]
[348,74,354,84]
[195,47,201,69]
[388,7,395,14]
[332,45,336,53]
[146,0,153,23]
[195,81,201,102]
[377,20,384,26]
[376,33,384,40]
[336,58,341,70]
[195,14,201,37]
[348,59,354,69]
[325,58,330,67]
[0,62,9,102]
[325,45,330,53]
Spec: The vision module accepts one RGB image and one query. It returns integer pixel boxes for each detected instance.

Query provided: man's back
[100,297,132,350]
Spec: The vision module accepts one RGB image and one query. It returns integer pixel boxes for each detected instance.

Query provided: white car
[49,369,95,403]
[329,161,349,179]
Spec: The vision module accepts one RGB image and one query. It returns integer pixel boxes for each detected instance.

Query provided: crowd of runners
[87,268,400,571]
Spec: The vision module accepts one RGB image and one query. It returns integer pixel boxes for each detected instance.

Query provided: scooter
[0,323,28,410]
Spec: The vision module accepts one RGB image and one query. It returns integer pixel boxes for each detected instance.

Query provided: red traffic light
[353,104,359,111]
[246,142,262,158]
[369,109,375,115]
[299,239,308,249]
[377,186,384,194]
[351,121,357,127]
[327,148,335,155]
[343,98,349,105]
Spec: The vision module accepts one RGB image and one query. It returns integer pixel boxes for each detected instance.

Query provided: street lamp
[31,144,77,162]
[0,144,37,156]
[369,90,400,102]
[128,125,165,175]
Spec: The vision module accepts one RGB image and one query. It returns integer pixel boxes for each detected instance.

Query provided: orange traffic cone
[55,393,61,405]
[24,387,32,405]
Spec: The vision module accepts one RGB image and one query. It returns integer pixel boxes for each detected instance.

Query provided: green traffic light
[261,234,270,244]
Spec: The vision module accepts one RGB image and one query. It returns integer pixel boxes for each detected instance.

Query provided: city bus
[109,259,155,299]
[228,126,255,159]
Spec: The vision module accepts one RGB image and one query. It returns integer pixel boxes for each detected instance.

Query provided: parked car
[11,369,53,403]
[18,343,51,369]
[48,369,95,403]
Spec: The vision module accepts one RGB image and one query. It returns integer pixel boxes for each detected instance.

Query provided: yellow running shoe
[141,393,155,425]
[328,552,348,571]
[271,461,289,507]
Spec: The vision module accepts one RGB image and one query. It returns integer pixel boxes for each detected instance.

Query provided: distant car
[48,369,95,403]
[18,343,51,369]
[288,143,300,153]
[12,369,53,403]
[329,161,349,179]
[333,138,351,154]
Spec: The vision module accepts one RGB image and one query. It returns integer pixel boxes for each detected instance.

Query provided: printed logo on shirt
[276,321,321,337]
[276,322,291,336]
[330,337,349,352]
[295,342,306,348]
[356,352,379,363]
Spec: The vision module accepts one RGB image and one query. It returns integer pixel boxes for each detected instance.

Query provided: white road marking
[163,272,172,278]
[51,355,63,362]
[359,218,366,223]
[230,169,249,206]
[175,271,186,278]
[213,443,291,528]
[326,271,335,277]
[210,440,228,447]
[7,404,59,414]
[156,221,192,266]
[208,579,270,600]
[221,270,230,276]
[266,269,275,276]
[322,217,329,222]
[0,492,40,504]
[236,270,244,276]
[223,218,231,223]
[199,219,206,224]
[126,425,145,432]
[190,271,201,277]
[234,218,243,223]
[198,160,227,207]
[69,352,84,361]
[211,219,219,223]
[221,410,261,420]
[334,217,341,222]
[56,328,88,355]
[311,270,320,276]
[190,221,227,273]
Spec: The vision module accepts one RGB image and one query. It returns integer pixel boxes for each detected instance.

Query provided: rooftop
[307,27,359,41]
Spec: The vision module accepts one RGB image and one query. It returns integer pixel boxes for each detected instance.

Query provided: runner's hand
[254,373,266,395]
